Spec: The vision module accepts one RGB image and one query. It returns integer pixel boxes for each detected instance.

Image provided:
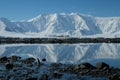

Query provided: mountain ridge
[0,13,120,38]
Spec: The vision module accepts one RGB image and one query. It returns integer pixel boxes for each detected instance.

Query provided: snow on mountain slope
[1,43,120,66]
[0,18,6,32]
[28,13,102,36]
[95,17,120,34]
[0,13,120,37]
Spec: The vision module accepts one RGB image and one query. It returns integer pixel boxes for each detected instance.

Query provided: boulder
[109,74,120,80]
[42,58,46,62]
[96,62,109,70]
[50,63,63,70]
[5,63,13,70]
[50,63,63,68]
[78,62,95,69]
[0,57,8,63]
[10,55,21,61]
[23,58,35,64]
[52,72,62,79]
[40,74,48,80]
[26,78,37,80]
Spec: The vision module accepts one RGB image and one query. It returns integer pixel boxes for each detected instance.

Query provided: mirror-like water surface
[0,43,120,67]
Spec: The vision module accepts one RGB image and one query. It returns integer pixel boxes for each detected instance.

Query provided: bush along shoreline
[0,55,120,80]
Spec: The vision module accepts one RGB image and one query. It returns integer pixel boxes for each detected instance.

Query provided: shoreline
[1,38,120,44]
[0,55,120,80]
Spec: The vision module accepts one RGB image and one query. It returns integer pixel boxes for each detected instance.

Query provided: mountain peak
[0,17,10,22]
[28,13,58,22]
[0,13,120,38]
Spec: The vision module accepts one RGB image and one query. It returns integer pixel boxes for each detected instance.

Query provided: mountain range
[0,13,120,38]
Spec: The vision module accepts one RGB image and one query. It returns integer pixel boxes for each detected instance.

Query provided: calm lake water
[0,43,120,67]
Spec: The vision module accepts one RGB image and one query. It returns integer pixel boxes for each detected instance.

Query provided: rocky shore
[0,55,120,80]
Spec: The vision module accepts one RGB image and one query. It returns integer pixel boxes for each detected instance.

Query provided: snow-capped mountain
[0,13,120,37]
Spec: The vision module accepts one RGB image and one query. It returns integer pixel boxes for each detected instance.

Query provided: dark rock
[26,78,37,80]
[109,74,120,80]
[72,65,79,70]
[10,55,21,61]
[50,63,63,68]
[40,74,48,80]
[0,57,8,63]
[5,63,13,70]
[27,69,34,74]
[59,69,68,72]
[0,78,3,80]
[23,58,35,64]
[67,65,79,73]
[96,62,109,70]
[50,63,63,71]
[42,58,46,62]
[52,72,62,79]
[14,63,22,67]
[13,69,17,72]
[27,64,34,67]
[37,58,41,67]
[6,75,11,80]
[78,62,95,69]
[79,71,84,75]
